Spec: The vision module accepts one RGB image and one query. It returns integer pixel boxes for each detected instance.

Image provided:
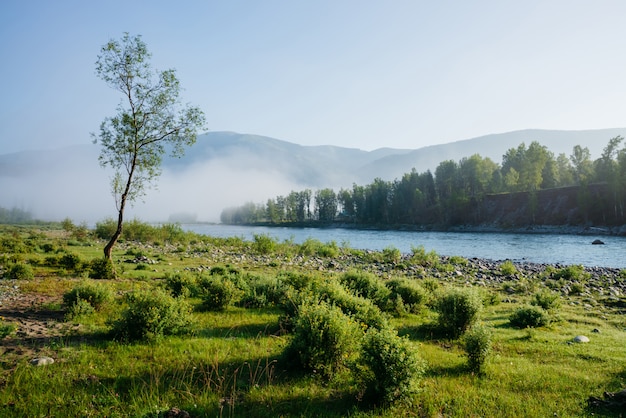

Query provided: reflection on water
[182,224,626,268]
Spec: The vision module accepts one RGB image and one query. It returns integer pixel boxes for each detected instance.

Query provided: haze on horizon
[2,1,626,154]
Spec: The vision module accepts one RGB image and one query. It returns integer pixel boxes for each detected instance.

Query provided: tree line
[220,137,626,227]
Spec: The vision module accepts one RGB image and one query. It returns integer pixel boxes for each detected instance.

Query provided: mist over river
[182,224,626,269]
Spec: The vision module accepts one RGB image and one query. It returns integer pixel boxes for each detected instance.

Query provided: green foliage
[0,320,16,338]
[238,274,284,308]
[386,278,429,314]
[509,305,551,328]
[287,301,361,378]
[252,233,277,255]
[382,246,401,263]
[463,324,492,374]
[298,238,339,257]
[551,264,590,281]
[531,290,561,310]
[110,289,193,341]
[89,258,115,279]
[65,299,96,320]
[410,245,439,267]
[358,326,424,405]
[58,252,84,271]
[4,263,34,280]
[435,287,482,338]
[164,272,198,298]
[198,275,243,311]
[63,282,113,311]
[499,260,517,276]
[340,270,391,309]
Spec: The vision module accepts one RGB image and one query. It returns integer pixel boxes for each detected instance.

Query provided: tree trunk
[103,206,124,261]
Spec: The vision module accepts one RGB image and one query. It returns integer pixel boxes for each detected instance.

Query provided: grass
[0,223,625,417]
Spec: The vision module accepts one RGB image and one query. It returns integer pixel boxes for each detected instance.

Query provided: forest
[221,136,626,228]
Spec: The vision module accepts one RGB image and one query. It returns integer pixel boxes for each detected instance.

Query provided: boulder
[573,335,590,343]
[30,356,54,366]
[592,239,605,245]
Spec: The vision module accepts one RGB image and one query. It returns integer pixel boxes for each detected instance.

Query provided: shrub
[410,245,439,267]
[317,280,389,330]
[386,278,429,314]
[65,299,96,320]
[94,218,117,240]
[463,324,492,374]
[509,305,550,328]
[499,260,517,276]
[531,290,561,310]
[340,271,391,309]
[287,301,360,378]
[63,282,114,311]
[4,263,34,280]
[358,326,424,405]
[238,274,284,308]
[252,233,277,255]
[552,264,589,281]
[435,288,482,338]
[58,252,83,271]
[165,272,198,298]
[110,290,193,341]
[198,275,242,311]
[89,258,115,280]
[382,246,401,263]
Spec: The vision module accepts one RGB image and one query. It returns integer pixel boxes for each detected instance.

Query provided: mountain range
[2,128,626,222]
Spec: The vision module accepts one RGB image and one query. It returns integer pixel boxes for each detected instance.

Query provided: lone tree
[92,33,206,262]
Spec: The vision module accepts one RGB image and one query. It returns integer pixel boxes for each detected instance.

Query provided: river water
[181,224,626,269]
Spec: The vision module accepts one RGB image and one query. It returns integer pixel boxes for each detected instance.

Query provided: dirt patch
[0,284,79,360]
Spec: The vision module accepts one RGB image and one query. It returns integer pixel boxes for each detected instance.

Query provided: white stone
[573,335,590,343]
[30,356,55,366]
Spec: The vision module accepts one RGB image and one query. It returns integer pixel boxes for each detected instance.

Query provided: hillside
[1,128,626,222]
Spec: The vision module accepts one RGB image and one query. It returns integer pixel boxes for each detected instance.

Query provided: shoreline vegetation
[0,220,625,417]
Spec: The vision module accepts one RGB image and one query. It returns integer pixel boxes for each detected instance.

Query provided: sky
[2,0,626,155]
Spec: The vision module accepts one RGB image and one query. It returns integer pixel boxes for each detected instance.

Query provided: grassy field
[0,222,625,417]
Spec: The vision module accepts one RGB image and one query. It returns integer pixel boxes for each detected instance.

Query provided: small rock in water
[30,356,54,366]
[592,239,605,245]
[573,335,590,343]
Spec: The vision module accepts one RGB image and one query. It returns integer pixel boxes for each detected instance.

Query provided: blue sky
[2,0,626,154]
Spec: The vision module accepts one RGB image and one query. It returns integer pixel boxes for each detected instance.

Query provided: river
[180,224,626,269]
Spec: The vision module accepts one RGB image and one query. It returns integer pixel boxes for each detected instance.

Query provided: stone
[30,356,54,366]
[592,239,605,245]
[573,335,590,343]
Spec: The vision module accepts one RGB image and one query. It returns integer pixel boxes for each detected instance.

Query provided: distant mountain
[2,128,626,222]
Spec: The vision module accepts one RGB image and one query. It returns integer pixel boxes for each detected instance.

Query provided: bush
[340,271,390,309]
[165,272,198,298]
[435,288,482,338]
[4,263,34,280]
[198,275,242,311]
[382,246,401,263]
[65,299,96,320]
[531,290,561,310]
[386,278,429,314]
[509,305,550,328]
[463,324,492,374]
[552,264,590,281]
[110,290,193,341]
[358,326,424,405]
[499,260,517,276]
[252,233,277,255]
[89,258,115,280]
[0,321,16,338]
[238,274,284,308]
[63,282,114,311]
[317,280,389,330]
[410,245,439,267]
[59,252,84,271]
[287,301,360,378]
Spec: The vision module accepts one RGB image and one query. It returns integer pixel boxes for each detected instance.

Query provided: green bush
[386,278,429,314]
[552,264,590,281]
[89,258,115,280]
[435,288,482,338]
[4,263,34,280]
[358,326,424,405]
[63,282,113,311]
[110,290,193,341]
[499,260,517,276]
[382,246,401,263]
[238,274,284,308]
[198,275,242,311]
[410,245,439,267]
[59,252,84,271]
[463,324,492,374]
[287,301,360,378]
[165,272,198,298]
[317,280,389,330]
[65,299,96,320]
[340,271,390,308]
[0,321,16,338]
[531,290,561,310]
[252,233,277,255]
[509,305,550,328]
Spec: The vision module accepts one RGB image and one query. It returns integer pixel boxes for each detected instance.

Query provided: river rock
[573,335,590,343]
[30,356,55,366]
